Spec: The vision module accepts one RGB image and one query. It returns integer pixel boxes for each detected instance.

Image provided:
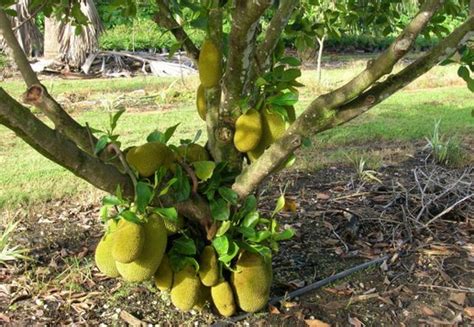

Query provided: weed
[424,120,465,167]
[0,220,29,264]
[345,153,382,184]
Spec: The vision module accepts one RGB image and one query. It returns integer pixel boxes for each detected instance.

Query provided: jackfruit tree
[0,0,473,317]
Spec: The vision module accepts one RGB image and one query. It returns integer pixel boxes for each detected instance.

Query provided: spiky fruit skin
[211,281,237,317]
[112,220,145,264]
[199,39,221,88]
[234,109,263,152]
[231,252,272,313]
[154,254,173,291]
[163,215,185,236]
[261,108,286,146]
[170,265,201,311]
[194,284,211,311]
[116,215,167,282]
[177,144,210,162]
[125,142,174,177]
[199,246,219,287]
[95,220,119,277]
[196,85,207,121]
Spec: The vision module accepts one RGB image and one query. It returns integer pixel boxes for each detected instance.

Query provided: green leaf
[279,56,301,67]
[192,129,202,143]
[210,198,230,221]
[120,210,141,224]
[268,92,299,106]
[100,206,109,222]
[458,66,470,82]
[147,130,166,143]
[274,228,295,241]
[164,123,180,143]
[212,235,229,257]
[193,161,216,181]
[159,177,177,196]
[216,220,231,237]
[218,187,238,205]
[218,240,239,264]
[153,207,178,223]
[249,230,272,243]
[242,195,257,215]
[3,8,17,16]
[237,226,256,239]
[280,68,302,82]
[242,211,259,228]
[135,182,152,213]
[169,253,199,272]
[94,135,110,155]
[172,236,196,256]
[256,77,268,87]
[110,108,125,132]
[102,195,122,206]
[272,194,286,217]
[171,166,191,202]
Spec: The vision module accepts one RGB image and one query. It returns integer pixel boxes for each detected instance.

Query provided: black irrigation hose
[212,254,390,325]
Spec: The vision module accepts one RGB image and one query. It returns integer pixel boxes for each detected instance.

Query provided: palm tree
[44,0,103,67]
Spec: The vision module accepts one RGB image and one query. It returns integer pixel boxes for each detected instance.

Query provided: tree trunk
[316,35,326,84]
[43,18,61,60]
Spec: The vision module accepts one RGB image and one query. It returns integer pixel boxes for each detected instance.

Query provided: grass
[0,59,472,210]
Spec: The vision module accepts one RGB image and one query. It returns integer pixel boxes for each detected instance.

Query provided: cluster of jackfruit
[234,106,295,163]
[94,215,168,282]
[125,141,210,177]
[156,246,272,317]
[196,39,222,121]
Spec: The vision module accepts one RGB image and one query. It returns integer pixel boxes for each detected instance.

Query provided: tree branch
[0,10,115,162]
[232,0,457,198]
[0,88,134,196]
[154,0,200,65]
[222,0,273,118]
[256,0,299,71]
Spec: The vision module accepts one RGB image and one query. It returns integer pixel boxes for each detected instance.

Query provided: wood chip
[464,307,474,318]
[119,310,146,327]
[449,292,466,305]
[305,319,331,327]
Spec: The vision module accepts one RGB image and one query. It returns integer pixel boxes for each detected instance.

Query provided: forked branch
[154,0,200,64]
[232,0,470,198]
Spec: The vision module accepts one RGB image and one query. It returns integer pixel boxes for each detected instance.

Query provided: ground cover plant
[0,0,473,324]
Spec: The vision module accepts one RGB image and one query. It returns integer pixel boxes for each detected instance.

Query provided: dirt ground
[0,142,472,326]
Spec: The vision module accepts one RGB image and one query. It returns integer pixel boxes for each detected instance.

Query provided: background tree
[0,0,473,316]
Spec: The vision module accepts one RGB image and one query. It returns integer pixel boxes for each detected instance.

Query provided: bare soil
[0,143,472,326]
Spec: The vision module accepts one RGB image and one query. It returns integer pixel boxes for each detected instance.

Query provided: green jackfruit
[194,284,211,311]
[163,215,185,236]
[154,254,173,291]
[177,143,210,162]
[211,281,237,317]
[234,109,263,153]
[198,246,219,287]
[196,85,207,121]
[94,220,119,277]
[170,265,201,311]
[231,251,272,313]
[261,108,286,146]
[247,138,266,163]
[112,219,145,263]
[126,142,174,177]
[199,39,222,88]
[116,215,167,282]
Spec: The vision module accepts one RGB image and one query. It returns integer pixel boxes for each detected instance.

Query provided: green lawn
[0,62,472,210]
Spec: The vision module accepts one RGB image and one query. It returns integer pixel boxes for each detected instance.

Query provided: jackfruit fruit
[196,85,207,121]
[231,251,272,313]
[177,143,210,163]
[112,219,145,263]
[94,220,119,277]
[234,109,263,152]
[285,105,296,123]
[211,280,237,317]
[116,215,167,282]
[261,108,286,146]
[198,245,219,287]
[154,254,173,291]
[170,265,201,311]
[194,284,211,311]
[125,142,175,177]
[163,215,185,236]
[199,39,221,88]
[247,138,266,163]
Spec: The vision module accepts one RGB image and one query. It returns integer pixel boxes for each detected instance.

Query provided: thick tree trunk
[43,18,61,60]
